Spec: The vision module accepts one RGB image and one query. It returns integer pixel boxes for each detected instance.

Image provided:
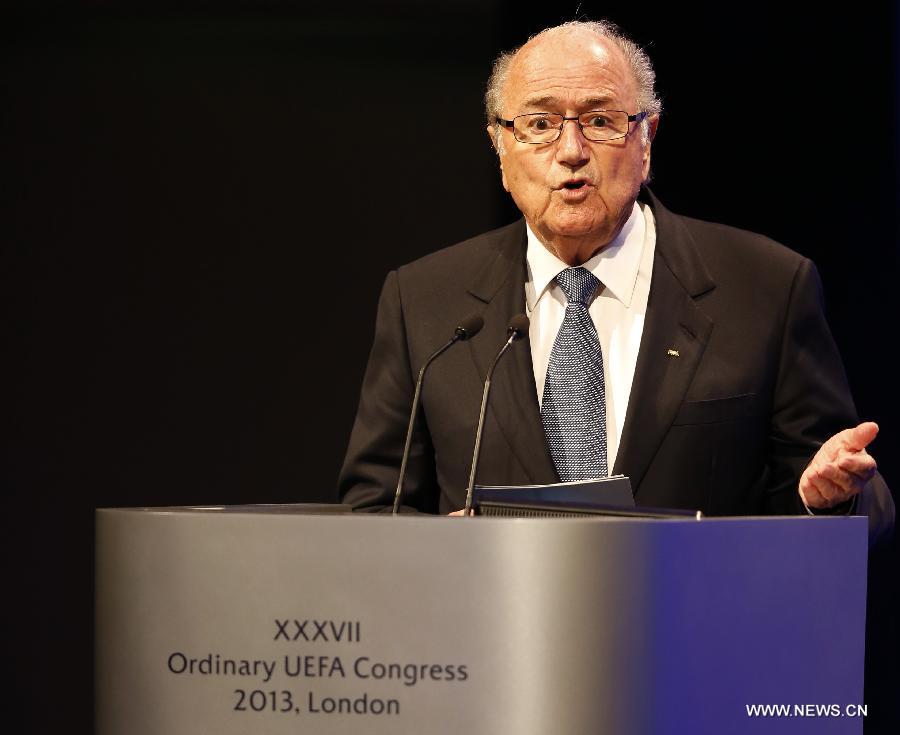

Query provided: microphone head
[507,314,530,339]
[455,314,484,341]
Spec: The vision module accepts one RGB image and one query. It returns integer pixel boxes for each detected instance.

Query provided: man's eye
[530,116,554,130]
[585,115,610,128]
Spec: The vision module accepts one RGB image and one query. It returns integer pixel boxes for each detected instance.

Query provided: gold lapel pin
[667,348,680,357]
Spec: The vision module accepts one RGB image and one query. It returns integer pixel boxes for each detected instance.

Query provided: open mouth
[562,180,588,190]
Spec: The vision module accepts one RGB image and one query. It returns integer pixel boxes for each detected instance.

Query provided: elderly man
[338,20,893,537]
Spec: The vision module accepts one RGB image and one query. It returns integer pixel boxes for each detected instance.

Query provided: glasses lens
[579,110,630,141]
[513,113,563,143]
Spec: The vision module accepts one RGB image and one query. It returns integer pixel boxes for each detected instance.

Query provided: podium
[95,507,868,734]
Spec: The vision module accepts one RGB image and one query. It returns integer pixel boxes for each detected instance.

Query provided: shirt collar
[525,200,647,310]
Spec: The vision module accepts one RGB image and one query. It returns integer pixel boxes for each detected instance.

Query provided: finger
[806,478,843,508]
[807,472,854,507]
[808,465,844,504]
[845,421,879,452]
[799,479,827,508]
[816,462,868,497]
[837,453,877,481]
[819,463,875,495]
[802,468,839,506]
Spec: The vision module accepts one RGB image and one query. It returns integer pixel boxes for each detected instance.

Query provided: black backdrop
[4,2,898,732]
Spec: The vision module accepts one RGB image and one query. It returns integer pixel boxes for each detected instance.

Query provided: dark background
[3,1,897,732]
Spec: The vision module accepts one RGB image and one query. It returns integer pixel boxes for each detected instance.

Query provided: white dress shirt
[525,201,657,471]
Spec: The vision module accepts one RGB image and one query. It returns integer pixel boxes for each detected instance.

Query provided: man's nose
[555,119,590,166]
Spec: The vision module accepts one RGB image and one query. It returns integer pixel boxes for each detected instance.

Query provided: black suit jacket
[339,190,893,535]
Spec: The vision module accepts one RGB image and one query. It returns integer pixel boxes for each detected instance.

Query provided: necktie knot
[555,267,599,306]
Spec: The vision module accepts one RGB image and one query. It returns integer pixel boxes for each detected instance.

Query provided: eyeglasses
[496,110,648,144]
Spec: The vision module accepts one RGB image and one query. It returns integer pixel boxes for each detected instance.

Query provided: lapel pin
[667,348,680,357]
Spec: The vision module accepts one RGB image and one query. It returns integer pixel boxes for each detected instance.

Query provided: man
[338,20,893,538]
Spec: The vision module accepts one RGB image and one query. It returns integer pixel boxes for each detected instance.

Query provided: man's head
[485,21,661,264]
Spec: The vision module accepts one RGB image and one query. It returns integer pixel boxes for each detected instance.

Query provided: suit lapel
[466,221,559,485]
[613,191,715,495]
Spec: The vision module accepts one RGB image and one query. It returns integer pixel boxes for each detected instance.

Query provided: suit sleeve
[337,271,439,513]
[766,258,894,543]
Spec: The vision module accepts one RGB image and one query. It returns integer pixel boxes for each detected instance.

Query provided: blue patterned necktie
[541,267,608,481]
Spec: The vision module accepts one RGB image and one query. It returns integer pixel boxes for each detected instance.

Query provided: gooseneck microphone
[392,314,484,514]
[463,314,530,516]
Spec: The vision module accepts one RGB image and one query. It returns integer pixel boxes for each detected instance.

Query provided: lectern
[95,507,867,734]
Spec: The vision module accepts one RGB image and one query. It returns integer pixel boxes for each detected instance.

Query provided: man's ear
[641,115,660,182]
[486,123,499,154]
[486,124,510,192]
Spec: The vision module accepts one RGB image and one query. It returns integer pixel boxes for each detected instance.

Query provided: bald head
[508,27,639,121]
[485,20,661,145]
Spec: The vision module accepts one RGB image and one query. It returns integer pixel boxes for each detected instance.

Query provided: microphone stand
[462,316,529,516]
[392,316,483,514]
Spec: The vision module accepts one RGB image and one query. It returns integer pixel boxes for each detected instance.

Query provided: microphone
[462,314,530,516]
[392,314,484,514]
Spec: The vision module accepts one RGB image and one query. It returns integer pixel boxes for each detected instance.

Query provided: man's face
[490,30,657,253]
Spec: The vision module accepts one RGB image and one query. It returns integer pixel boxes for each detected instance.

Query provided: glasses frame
[496,110,649,144]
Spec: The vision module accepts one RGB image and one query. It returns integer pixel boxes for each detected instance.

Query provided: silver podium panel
[96,508,867,734]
